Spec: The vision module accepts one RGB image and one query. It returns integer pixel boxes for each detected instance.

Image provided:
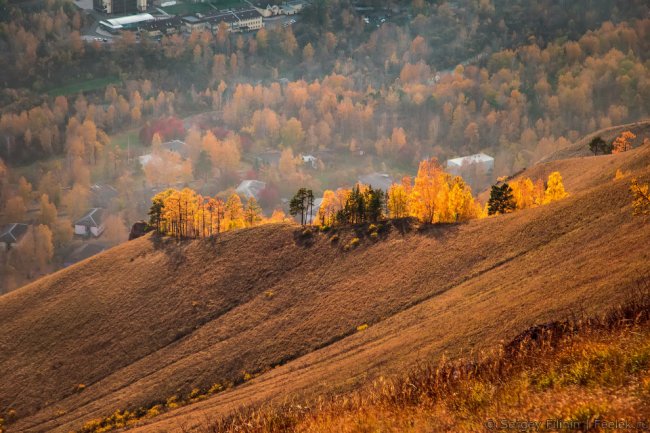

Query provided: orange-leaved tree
[612,131,636,154]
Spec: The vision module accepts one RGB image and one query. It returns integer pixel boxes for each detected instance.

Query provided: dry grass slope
[205,291,650,433]
[540,119,650,162]
[1,141,649,433]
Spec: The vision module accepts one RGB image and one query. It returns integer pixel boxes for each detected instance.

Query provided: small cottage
[74,208,106,238]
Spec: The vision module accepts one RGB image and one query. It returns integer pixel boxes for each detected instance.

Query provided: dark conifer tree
[488,183,516,215]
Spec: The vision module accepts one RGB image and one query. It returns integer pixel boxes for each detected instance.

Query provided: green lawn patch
[46,76,121,97]
[110,129,143,151]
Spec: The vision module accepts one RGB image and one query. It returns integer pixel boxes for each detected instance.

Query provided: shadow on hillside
[289,218,461,250]
[147,233,188,270]
[381,218,461,241]
[415,222,461,240]
[293,226,317,248]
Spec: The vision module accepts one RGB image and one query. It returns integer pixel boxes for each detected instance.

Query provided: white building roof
[138,154,155,166]
[236,179,266,199]
[106,13,155,27]
[446,153,494,167]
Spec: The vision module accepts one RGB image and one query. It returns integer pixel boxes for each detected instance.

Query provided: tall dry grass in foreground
[203,278,650,433]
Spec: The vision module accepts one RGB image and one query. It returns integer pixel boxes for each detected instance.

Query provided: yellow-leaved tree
[508,177,547,210]
[225,193,245,230]
[317,189,342,226]
[630,178,650,216]
[544,171,568,204]
[410,158,448,223]
[408,159,482,223]
[445,177,483,222]
[387,179,410,219]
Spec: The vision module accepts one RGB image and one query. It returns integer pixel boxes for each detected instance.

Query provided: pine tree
[488,183,516,215]
[365,187,385,222]
[306,189,315,224]
[148,195,165,233]
[290,188,312,225]
[344,185,366,224]
[588,136,610,155]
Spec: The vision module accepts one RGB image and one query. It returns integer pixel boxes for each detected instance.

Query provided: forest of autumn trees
[1,5,648,173]
[0,0,647,291]
[0,14,647,185]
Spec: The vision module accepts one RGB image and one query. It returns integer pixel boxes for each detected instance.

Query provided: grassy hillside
[1,142,650,433]
[541,119,650,162]
[204,294,650,433]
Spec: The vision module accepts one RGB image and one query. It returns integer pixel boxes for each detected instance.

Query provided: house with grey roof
[358,173,393,192]
[138,140,189,168]
[0,223,29,250]
[235,180,267,200]
[90,184,118,208]
[446,153,494,177]
[446,152,494,192]
[74,208,106,238]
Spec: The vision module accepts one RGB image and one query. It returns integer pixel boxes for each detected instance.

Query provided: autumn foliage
[139,117,186,146]
[630,178,650,216]
[612,131,636,154]
[489,171,568,215]
[148,188,286,239]
[316,159,483,226]
[315,162,569,227]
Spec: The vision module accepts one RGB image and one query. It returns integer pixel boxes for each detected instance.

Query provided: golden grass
[203,289,650,433]
[1,143,650,433]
